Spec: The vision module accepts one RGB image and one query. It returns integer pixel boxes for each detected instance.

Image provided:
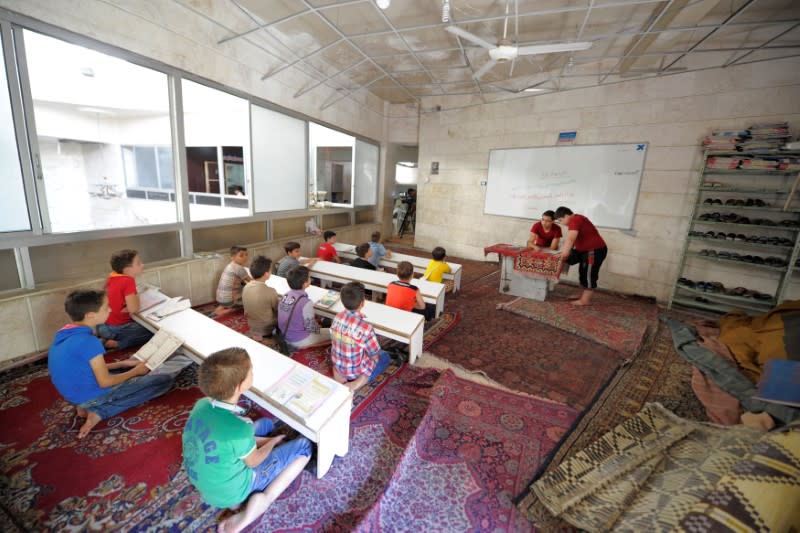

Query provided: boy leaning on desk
[183,348,312,533]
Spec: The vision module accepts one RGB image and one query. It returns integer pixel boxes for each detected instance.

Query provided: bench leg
[315,394,352,478]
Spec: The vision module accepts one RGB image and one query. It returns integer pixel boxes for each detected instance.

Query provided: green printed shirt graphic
[182,398,256,508]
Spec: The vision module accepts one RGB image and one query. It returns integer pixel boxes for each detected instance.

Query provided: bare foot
[570,299,590,306]
[103,339,119,349]
[76,406,88,418]
[213,306,235,317]
[78,412,101,438]
[250,334,264,342]
[741,411,775,431]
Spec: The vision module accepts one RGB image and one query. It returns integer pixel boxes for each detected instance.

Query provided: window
[23,30,176,233]
[181,80,250,221]
[309,122,354,206]
[0,32,30,233]
[354,139,379,206]
[251,104,306,212]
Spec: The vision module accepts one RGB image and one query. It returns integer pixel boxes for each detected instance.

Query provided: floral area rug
[428,271,625,410]
[516,321,711,531]
[250,366,578,532]
[497,284,659,358]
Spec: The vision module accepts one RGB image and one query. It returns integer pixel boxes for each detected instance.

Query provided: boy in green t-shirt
[182,348,312,532]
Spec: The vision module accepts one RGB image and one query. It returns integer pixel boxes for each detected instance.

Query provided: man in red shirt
[316,230,341,263]
[555,206,608,306]
[527,210,563,250]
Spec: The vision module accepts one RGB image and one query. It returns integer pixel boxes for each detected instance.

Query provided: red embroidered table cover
[484,243,563,281]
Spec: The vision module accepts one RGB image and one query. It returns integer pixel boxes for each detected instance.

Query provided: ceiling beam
[660,0,756,72]
[724,21,800,67]
[617,0,689,75]
[261,38,343,81]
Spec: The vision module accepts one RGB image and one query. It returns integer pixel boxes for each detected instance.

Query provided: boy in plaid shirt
[329,282,392,391]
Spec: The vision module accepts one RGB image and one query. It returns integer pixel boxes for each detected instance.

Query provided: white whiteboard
[484,143,647,229]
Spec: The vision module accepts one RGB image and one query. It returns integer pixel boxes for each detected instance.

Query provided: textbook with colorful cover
[266,365,335,420]
[754,359,800,407]
[316,289,340,309]
[132,328,184,371]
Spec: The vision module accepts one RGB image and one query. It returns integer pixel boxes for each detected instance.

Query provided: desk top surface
[304,258,445,298]
[265,275,423,337]
[142,301,351,431]
[334,243,462,272]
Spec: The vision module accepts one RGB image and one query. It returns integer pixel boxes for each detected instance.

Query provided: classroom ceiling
[200,0,800,106]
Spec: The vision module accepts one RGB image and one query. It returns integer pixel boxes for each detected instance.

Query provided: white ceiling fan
[445,3,592,80]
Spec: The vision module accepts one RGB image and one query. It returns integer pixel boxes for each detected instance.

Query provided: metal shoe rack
[669,149,800,314]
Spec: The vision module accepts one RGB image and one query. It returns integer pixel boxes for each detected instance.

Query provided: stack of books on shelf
[702,130,747,151]
[702,122,793,153]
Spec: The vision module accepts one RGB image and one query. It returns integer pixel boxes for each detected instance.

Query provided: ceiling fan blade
[517,41,592,56]
[473,59,498,80]
[445,26,495,50]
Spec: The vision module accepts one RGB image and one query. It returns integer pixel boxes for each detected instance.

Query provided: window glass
[0,32,31,232]
[181,80,250,221]
[309,122,354,206]
[251,104,306,212]
[354,139,378,206]
[23,30,175,232]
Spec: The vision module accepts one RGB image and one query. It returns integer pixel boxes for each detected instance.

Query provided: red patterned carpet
[428,271,626,410]
[497,284,659,358]
[0,359,577,532]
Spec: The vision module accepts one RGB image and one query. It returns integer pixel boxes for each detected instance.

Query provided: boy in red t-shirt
[386,261,434,321]
[527,210,563,250]
[97,249,154,349]
[316,231,341,263]
[555,206,608,307]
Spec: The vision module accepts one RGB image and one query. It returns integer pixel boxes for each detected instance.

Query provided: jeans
[368,350,392,382]
[97,321,153,350]
[667,319,800,425]
[78,373,174,420]
[250,417,312,492]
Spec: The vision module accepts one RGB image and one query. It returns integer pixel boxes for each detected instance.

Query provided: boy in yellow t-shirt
[422,246,451,283]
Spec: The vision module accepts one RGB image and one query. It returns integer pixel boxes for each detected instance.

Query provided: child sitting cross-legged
[183,348,312,533]
[349,242,376,270]
[386,261,435,321]
[97,249,154,350]
[242,256,279,342]
[215,245,253,316]
[329,282,392,391]
[278,266,330,350]
[49,290,175,438]
[422,246,451,283]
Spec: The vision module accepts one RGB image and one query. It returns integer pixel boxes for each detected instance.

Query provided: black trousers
[566,247,608,289]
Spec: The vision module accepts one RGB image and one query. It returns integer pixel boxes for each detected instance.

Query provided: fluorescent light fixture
[376,0,390,9]
[523,87,548,92]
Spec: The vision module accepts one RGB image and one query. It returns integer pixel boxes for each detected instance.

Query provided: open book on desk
[143,296,192,321]
[265,365,335,420]
[132,328,184,371]
[314,289,340,309]
[138,287,168,312]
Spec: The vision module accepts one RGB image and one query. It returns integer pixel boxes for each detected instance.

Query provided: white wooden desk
[265,275,425,364]
[135,301,352,478]
[304,258,446,317]
[334,242,463,292]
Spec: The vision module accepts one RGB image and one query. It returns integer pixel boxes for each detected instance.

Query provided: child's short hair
[371,231,381,243]
[64,289,105,322]
[230,245,247,256]
[110,249,138,274]
[542,210,556,220]
[340,282,366,311]
[396,261,414,280]
[554,206,573,219]
[355,242,370,258]
[286,265,310,290]
[323,230,336,241]
[250,256,272,279]
[198,347,252,400]
[284,241,301,254]
[432,246,446,261]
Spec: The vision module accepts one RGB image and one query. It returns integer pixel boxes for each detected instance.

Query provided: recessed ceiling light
[375,0,390,9]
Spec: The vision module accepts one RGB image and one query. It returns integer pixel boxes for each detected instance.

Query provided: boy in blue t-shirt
[48,290,174,438]
[367,231,392,269]
[183,348,312,532]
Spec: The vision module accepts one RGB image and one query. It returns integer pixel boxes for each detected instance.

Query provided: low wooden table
[484,243,565,301]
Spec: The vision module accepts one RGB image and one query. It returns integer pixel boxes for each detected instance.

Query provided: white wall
[416,57,800,302]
